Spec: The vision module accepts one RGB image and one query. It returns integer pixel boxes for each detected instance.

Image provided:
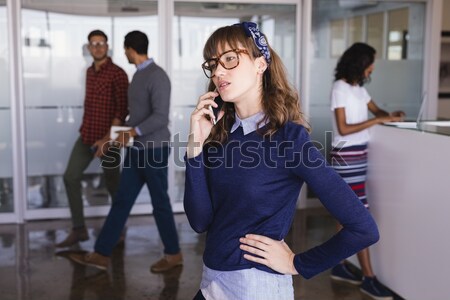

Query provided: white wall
[366,125,450,299]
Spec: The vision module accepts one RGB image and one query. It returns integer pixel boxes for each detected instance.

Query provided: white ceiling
[19,1,294,18]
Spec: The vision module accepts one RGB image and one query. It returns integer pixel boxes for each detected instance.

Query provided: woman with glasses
[184,23,379,300]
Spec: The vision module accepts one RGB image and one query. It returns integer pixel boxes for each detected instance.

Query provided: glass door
[170,1,299,205]
[21,1,160,220]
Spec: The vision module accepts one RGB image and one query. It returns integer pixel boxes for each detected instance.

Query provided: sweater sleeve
[113,68,129,122]
[134,68,171,135]
[183,152,214,233]
[287,126,379,279]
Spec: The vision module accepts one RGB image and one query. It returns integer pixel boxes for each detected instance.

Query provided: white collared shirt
[230,111,268,135]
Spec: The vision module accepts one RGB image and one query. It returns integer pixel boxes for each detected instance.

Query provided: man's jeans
[94,146,180,256]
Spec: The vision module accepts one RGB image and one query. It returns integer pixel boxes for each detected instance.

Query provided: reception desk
[362,123,450,299]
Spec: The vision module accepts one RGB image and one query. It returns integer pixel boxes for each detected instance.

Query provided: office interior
[1,0,449,299]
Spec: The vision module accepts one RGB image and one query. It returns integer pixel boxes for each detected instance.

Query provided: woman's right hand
[187,91,223,158]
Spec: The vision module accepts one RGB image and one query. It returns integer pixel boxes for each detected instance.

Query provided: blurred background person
[329,42,404,300]
[56,30,128,248]
[69,31,182,273]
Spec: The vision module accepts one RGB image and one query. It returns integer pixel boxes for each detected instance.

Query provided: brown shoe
[150,253,183,273]
[55,227,89,248]
[69,252,110,271]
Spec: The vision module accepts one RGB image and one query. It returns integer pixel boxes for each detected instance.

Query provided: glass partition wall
[1,0,440,223]
[0,1,14,215]
[2,0,300,223]
[308,0,426,152]
[171,2,298,203]
[21,1,159,219]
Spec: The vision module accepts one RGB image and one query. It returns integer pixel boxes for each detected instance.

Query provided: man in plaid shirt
[56,30,128,247]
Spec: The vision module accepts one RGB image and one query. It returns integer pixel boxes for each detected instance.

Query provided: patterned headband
[235,22,271,65]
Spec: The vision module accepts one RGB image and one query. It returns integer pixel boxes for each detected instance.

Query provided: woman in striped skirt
[329,43,405,300]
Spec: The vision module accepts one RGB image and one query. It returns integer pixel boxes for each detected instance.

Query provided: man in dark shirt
[56,30,129,248]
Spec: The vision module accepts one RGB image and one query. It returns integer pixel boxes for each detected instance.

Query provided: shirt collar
[231,111,267,135]
[91,57,112,72]
[136,58,154,71]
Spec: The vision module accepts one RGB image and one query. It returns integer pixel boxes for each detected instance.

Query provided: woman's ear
[255,56,267,74]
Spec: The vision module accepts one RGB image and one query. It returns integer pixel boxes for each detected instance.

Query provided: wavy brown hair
[203,24,309,144]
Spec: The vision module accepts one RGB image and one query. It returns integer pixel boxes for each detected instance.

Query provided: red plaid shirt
[80,57,128,145]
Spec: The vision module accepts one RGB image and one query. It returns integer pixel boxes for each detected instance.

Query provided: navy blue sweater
[184,122,379,279]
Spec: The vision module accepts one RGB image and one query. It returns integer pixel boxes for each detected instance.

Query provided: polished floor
[0,208,401,300]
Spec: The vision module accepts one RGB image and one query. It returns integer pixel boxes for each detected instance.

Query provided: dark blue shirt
[184,121,379,279]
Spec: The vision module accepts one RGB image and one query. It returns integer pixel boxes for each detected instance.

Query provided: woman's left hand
[239,234,299,275]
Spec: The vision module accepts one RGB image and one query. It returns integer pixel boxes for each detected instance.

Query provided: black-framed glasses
[201,49,249,78]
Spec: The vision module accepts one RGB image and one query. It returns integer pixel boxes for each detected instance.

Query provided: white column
[7,0,27,223]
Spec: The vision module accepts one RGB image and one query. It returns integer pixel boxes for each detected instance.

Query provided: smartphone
[209,94,224,125]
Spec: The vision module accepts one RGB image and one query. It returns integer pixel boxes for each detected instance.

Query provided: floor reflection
[0,178,14,213]
[55,248,127,300]
[158,266,183,300]
[55,247,183,300]
[0,209,402,300]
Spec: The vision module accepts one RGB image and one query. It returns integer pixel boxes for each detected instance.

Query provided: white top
[330,79,371,147]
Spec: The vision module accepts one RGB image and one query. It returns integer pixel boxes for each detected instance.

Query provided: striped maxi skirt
[329,144,369,209]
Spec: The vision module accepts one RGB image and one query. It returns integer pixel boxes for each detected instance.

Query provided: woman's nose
[214,62,226,77]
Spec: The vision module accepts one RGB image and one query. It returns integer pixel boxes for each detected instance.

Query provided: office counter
[362,123,450,299]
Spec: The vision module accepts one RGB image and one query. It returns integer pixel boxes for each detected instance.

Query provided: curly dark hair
[334,42,376,86]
